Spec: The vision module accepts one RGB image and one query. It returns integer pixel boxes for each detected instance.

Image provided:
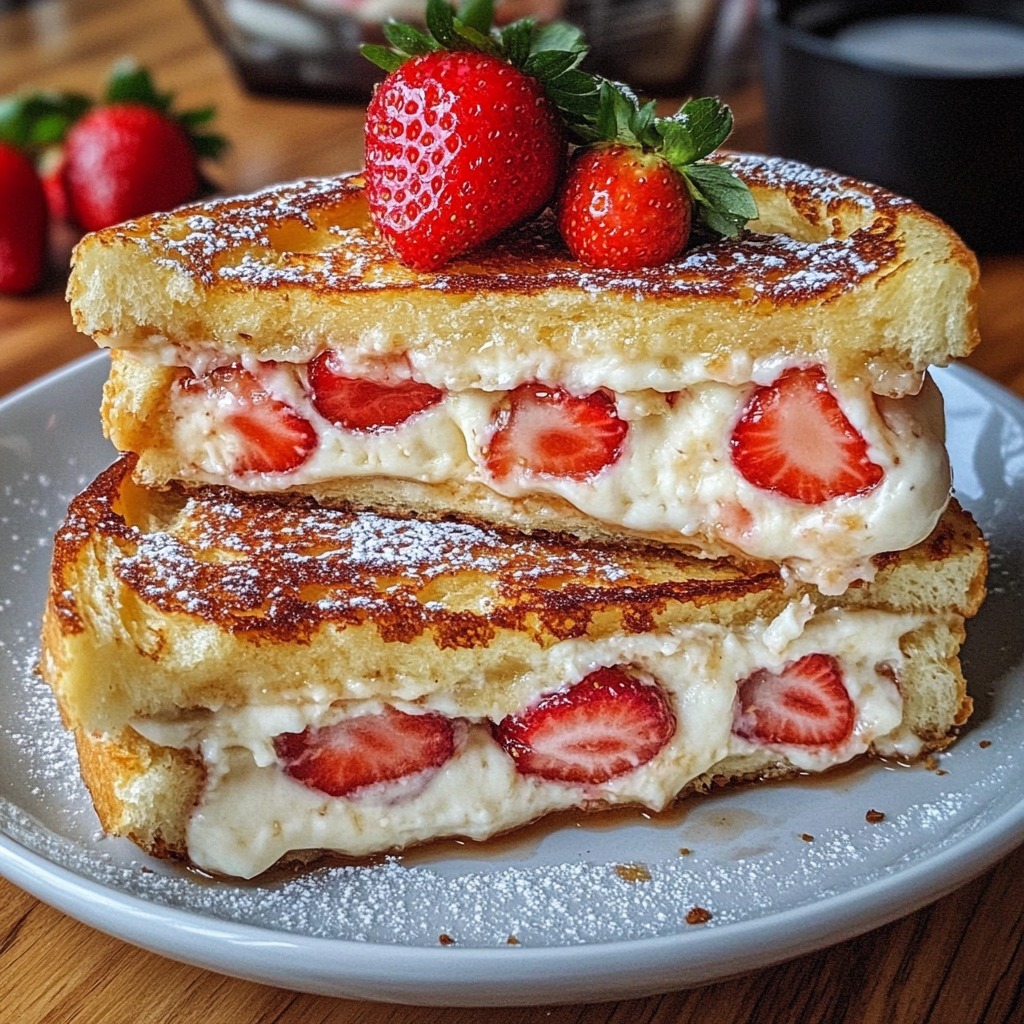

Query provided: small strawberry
[0,142,48,293]
[556,84,757,270]
[179,364,318,475]
[557,142,692,271]
[730,365,884,504]
[275,708,458,797]
[732,653,855,747]
[483,382,627,481]
[493,666,675,784]
[307,350,444,430]
[361,0,596,269]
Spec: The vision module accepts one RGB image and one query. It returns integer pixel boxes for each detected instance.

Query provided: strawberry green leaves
[657,98,757,236]
[102,61,227,160]
[574,83,757,238]
[685,160,759,237]
[360,0,497,69]
[657,96,734,164]
[0,91,90,155]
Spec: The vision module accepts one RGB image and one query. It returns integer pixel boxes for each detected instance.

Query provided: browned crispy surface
[67,152,980,394]
[68,154,969,307]
[49,455,780,647]
[44,454,987,736]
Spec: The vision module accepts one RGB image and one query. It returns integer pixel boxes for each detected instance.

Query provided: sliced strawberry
[180,364,317,475]
[493,667,676,784]
[483,384,628,482]
[307,350,443,431]
[732,653,855,747]
[274,707,457,797]
[730,365,884,504]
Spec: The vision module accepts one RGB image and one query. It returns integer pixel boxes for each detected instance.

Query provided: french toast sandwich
[40,455,987,879]
[67,153,980,593]
[41,0,992,891]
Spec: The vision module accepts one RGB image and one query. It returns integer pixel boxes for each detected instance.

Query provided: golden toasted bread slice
[69,153,978,393]
[41,457,986,878]
[70,154,977,592]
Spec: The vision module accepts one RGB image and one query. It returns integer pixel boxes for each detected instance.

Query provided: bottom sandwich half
[40,456,987,879]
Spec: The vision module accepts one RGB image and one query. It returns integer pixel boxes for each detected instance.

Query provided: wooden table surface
[2,2,1023,1021]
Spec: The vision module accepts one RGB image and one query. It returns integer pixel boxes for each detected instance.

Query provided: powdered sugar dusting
[106,154,910,305]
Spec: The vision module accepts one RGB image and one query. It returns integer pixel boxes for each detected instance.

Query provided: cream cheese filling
[166,358,950,596]
[124,333,933,397]
[132,604,930,878]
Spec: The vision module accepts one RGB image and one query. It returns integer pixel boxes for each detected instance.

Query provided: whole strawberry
[0,62,225,231]
[557,143,692,271]
[0,142,48,293]
[62,103,198,231]
[361,0,597,269]
[556,85,758,270]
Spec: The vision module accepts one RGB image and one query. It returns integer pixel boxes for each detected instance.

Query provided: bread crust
[67,154,979,395]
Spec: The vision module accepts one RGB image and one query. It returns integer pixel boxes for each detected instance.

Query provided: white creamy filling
[168,360,950,595]
[129,333,931,397]
[132,605,929,878]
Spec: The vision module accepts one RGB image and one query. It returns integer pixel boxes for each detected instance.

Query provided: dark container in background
[189,0,759,105]
[760,0,1024,253]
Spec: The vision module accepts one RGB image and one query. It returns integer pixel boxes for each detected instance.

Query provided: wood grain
[1,2,1023,1021]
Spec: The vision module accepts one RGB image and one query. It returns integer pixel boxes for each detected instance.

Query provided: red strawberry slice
[493,667,676,784]
[483,383,628,482]
[274,707,457,797]
[180,364,317,475]
[307,350,443,431]
[732,653,855,747]
[730,365,884,504]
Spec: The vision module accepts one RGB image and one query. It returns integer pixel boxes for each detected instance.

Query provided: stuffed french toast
[68,150,976,593]
[41,456,986,878]
[44,0,987,880]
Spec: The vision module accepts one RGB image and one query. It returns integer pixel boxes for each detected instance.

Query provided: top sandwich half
[66,152,980,593]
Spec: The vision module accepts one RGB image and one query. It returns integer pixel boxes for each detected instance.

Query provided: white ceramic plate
[2,354,1023,1006]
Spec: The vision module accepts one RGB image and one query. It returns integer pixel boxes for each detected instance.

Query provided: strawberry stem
[360,0,599,131]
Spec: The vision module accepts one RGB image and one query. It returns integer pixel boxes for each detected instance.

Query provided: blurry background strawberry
[60,102,200,231]
[0,60,226,233]
[0,141,48,293]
